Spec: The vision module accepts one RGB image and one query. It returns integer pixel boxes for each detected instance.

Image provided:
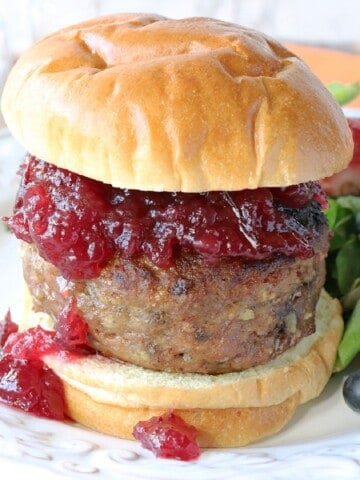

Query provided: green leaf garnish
[335,238,360,295]
[327,81,360,105]
[325,196,360,371]
[334,298,360,371]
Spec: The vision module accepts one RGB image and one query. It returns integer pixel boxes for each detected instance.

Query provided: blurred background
[1,0,360,57]
[0,0,359,111]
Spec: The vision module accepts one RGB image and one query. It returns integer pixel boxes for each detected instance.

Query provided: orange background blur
[288,45,360,108]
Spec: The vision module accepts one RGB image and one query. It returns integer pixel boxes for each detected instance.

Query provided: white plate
[0,133,360,480]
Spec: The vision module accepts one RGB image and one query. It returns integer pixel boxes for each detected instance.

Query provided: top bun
[1,14,353,192]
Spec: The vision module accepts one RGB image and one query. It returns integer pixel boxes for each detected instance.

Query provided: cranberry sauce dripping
[0,311,18,346]
[133,412,201,461]
[0,301,91,419]
[0,312,65,420]
[0,354,66,420]
[5,155,327,280]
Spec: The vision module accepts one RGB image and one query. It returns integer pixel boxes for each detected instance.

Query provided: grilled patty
[22,222,328,374]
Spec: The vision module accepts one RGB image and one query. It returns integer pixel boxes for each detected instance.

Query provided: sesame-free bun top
[1,14,353,192]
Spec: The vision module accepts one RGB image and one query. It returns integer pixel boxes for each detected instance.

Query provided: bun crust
[21,290,343,447]
[63,384,300,448]
[1,14,353,192]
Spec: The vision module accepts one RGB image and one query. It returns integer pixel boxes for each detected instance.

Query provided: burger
[0,14,354,449]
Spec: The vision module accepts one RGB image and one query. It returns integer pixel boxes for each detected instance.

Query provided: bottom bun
[64,383,300,448]
[22,289,343,448]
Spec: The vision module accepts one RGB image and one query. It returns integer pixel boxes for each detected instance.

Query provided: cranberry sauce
[133,412,201,461]
[0,311,18,346]
[5,155,327,280]
[0,301,91,419]
[0,311,65,419]
[55,297,92,352]
[0,354,66,420]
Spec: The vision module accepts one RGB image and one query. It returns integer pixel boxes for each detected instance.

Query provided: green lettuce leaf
[334,299,360,371]
[327,82,360,105]
[325,196,360,370]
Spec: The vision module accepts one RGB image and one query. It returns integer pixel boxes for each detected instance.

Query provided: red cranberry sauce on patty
[5,155,327,280]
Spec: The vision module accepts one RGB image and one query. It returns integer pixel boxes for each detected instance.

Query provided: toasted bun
[20,289,343,447]
[1,14,353,192]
